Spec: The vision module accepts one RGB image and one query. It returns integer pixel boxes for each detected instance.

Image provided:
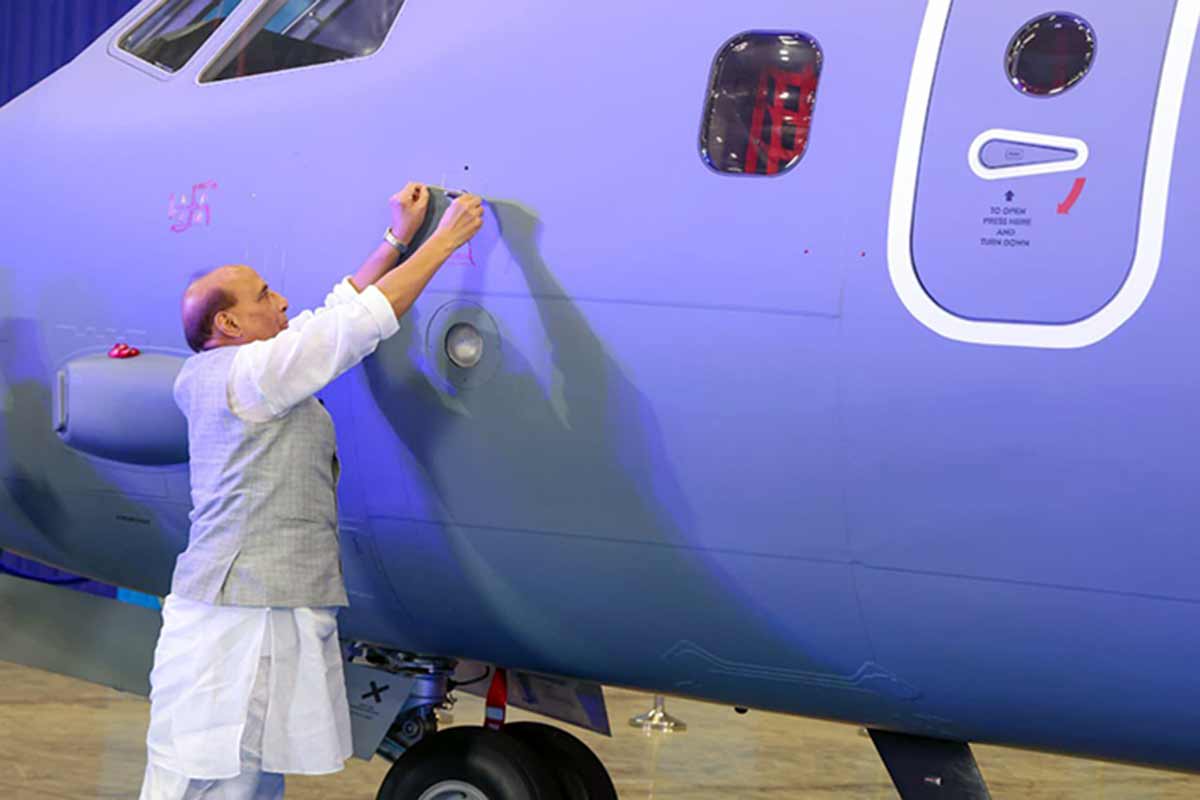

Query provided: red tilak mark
[1057,177,1086,214]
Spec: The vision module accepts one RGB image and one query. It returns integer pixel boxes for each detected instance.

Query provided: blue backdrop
[0,0,140,107]
[0,0,157,607]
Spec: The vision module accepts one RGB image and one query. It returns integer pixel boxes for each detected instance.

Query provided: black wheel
[377,726,562,800]
[502,722,617,800]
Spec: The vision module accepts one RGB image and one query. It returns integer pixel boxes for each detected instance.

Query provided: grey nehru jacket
[171,345,348,608]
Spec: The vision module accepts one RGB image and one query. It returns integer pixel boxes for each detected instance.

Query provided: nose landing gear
[353,646,617,800]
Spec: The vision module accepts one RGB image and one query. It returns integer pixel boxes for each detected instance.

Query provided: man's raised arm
[228,192,484,422]
[349,182,430,292]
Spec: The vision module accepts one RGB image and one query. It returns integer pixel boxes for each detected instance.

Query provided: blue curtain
[1,0,154,602]
[0,0,141,107]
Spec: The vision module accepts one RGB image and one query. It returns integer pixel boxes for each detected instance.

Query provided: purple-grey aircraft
[1,1,1198,798]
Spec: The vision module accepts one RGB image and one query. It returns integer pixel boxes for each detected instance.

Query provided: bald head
[182,265,289,352]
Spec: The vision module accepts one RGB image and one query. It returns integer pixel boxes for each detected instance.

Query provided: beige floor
[2,661,1198,799]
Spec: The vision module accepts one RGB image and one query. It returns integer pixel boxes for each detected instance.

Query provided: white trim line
[887,0,1200,349]
[967,128,1089,180]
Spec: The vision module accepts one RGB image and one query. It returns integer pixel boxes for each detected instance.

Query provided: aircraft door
[892,1,1194,348]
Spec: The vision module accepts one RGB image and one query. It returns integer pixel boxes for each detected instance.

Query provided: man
[139,184,484,799]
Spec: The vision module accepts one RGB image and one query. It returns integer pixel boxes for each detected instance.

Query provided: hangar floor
[2,660,1198,799]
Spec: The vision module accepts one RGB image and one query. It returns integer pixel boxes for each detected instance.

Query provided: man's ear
[213,310,240,339]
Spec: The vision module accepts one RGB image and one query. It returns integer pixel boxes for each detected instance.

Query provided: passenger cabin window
[120,0,247,72]
[1006,12,1096,97]
[201,0,406,82]
[701,33,823,176]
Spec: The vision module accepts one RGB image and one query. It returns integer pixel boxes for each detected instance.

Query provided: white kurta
[229,277,400,423]
[144,278,398,785]
[144,595,353,780]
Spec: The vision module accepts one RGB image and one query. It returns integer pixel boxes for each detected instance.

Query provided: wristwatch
[383,227,409,257]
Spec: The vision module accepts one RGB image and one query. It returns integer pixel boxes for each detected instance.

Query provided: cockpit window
[120,0,247,73]
[200,0,406,82]
[701,32,823,176]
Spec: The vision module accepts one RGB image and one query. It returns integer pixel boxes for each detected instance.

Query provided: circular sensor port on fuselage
[445,323,485,370]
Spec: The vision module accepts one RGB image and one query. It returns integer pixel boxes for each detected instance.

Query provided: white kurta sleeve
[227,278,399,423]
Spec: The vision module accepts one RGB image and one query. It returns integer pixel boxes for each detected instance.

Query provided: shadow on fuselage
[360,202,890,718]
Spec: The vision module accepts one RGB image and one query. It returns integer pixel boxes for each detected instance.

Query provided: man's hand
[433,194,485,250]
[388,183,430,246]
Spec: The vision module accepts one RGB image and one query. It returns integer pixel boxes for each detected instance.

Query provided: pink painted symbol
[168,181,219,233]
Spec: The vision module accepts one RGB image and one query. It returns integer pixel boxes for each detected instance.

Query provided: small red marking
[108,343,140,359]
[484,668,508,730]
[1057,177,1086,214]
[446,241,477,268]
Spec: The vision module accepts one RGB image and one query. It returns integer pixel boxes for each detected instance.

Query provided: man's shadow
[361,203,885,706]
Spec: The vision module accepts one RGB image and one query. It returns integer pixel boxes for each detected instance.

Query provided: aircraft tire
[376,725,562,800]
[502,722,618,800]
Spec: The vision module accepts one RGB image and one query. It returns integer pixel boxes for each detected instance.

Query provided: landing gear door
[345,661,416,760]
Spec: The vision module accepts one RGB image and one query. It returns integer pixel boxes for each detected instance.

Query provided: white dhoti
[140,595,354,800]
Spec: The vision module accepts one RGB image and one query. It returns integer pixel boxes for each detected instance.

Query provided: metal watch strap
[383,227,409,257]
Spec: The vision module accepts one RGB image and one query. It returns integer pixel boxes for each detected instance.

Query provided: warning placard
[344,663,416,760]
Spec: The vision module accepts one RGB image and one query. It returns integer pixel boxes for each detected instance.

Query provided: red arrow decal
[1057,177,1086,214]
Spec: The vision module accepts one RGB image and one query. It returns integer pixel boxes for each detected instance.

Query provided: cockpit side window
[119,0,247,73]
[200,0,406,82]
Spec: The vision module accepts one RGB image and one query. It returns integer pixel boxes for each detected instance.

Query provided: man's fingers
[454,194,483,212]
[392,183,428,206]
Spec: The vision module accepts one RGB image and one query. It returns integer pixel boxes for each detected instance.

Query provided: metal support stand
[629,694,686,732]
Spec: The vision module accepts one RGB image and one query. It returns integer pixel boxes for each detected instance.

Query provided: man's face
[220,266,289,343]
